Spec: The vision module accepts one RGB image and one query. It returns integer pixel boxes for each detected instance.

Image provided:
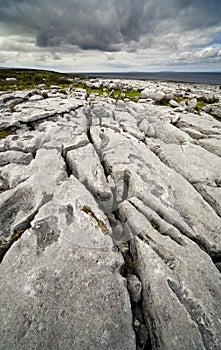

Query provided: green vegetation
[59,89,67,95]
[200,96,219,104]
[125,90,141,98]
[42,91,48,99]
[196,96,219,114]
[0,68,140,102]
[150,220,160,231]
[73,84,140,101]
[196,99,205,113]
[165,94,220,120]
[0,228,25,262]
[175,95,185,103]
[81,205,110,235]
[85,87,104,95]
[0,128,14,138]
[155,98,171,106]
[111,89,140,101]
[9,99,23,113]
[0,68,80,91]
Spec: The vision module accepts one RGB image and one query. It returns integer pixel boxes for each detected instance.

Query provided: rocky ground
[0,77,221,350]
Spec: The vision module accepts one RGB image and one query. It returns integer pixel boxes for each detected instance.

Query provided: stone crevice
[128,198,186,247]
[149,144,221,226]
[167,278,217,350]
[0,194,52,263]
[119,239,152,350]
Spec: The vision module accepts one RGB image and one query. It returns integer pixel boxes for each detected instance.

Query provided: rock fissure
[0,194,52,263]
[167,279,217,350]
[61,147,73,177]
[119,239,152,350]
[151,145,221,220]
[128,199,185,247]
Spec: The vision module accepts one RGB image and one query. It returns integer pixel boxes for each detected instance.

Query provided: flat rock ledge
[0,78,221,350]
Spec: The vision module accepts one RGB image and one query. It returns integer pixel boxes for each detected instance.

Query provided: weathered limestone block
[0,177,136,350]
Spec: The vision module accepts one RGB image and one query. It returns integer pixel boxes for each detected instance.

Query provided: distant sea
[82,72,221,85]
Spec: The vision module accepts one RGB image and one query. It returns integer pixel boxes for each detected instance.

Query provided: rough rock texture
[0,78,221,350]
[0,177,135,350]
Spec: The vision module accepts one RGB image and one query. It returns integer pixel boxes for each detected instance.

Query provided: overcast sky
[0,0,221,72]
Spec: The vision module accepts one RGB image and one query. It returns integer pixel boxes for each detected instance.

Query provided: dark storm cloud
[0,0,220,52]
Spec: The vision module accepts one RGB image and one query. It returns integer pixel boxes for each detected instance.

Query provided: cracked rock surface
[0,79,221,350]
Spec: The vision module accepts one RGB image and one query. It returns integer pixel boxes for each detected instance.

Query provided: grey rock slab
[0,163,31,189]
[0,149,67,242]
[0,150,33,166]
[31,175,112,249]
[145,119,192,144]
[180,127,206,140]
[34,122,79,152]
[194,183,221,217]
[187,97,198,110]
[154,142,221,216]
[169,99,180,108]
[101,120,121,132]
[0,113,20,130]
[155,143,221,186]
[127,274,142,303]
[114,110,139,125]
[0,91,30,105]
[16,97,84,123]
[199,137,221,157]
[63,133,89,154]
[203,103,221,118]
[0,177,40,242]
[139,118,150,135]
[5,130,43,154]
[0,176,9,192]
[50,85,61,89]
[91,104,115,120]
[133,232,221,350]
[91,127,221,254]
[119,200,221,349]
[121,123,145,141]
[66,143,113,209]
[140,89,166,101]
[176,113,221,137]
[28,94,43,101]
[31,148,67,201]
[1,82,221,350]
[0,176,136,350]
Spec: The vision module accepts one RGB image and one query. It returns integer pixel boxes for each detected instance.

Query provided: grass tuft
[155,98,171,106]
[0,129,14,138]
[81,205,110,235]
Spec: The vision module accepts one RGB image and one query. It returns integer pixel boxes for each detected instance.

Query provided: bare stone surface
[0,177,135,350]
[0,78,220,350]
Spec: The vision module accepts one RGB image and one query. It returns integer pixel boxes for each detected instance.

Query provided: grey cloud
[0,0,220,53]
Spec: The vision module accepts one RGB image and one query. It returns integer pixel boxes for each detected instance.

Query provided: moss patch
[81,205,110,235]
[0,129,14,138]
[196,100,205,113]
[150,220,160,231]
[155,98,171,106]
[196,96,220,114]
[0,228,25,262]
